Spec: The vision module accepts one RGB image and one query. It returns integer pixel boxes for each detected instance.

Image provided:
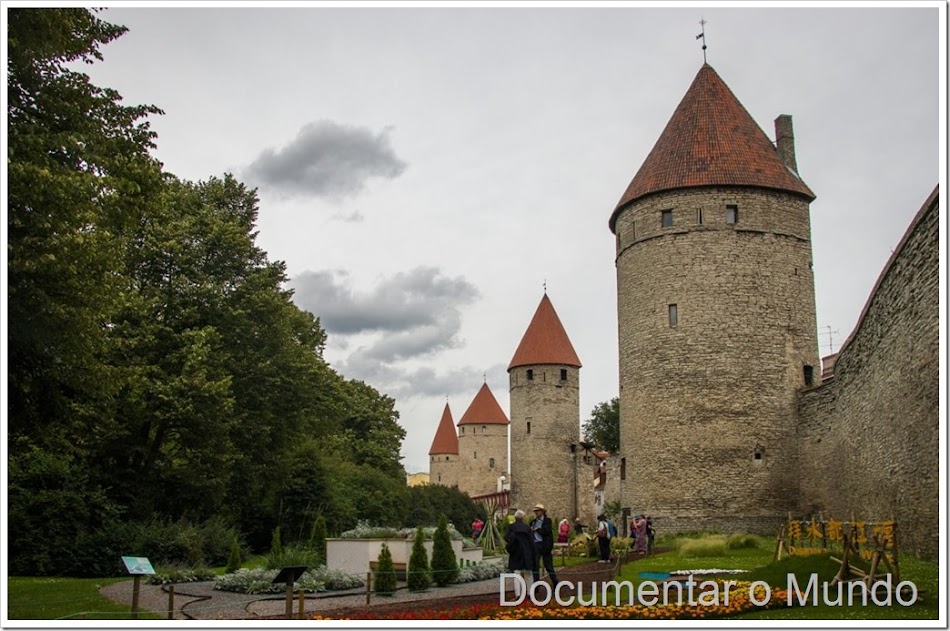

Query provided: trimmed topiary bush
[309,515,328,565]
[374,543,397,595]
[226,536,242,573]
[407,526,430,592]
[430,514,458,587]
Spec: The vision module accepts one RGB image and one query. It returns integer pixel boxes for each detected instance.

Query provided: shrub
[214,566,363,594]
[679,535,728,558]
[407,527,430,592]
[264,544,322,570]
[726,533,761,550]
[270,526,282,557]
[374,543,398,595]
[339,520,401,540]
[226,536,242,573]
[147,565,216,585]
[431,514,458,587]
[198,516,242,566]
[309,515,328,565]
[454,557,506,583]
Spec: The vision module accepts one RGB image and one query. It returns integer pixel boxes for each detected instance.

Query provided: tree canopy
[7,8,415,574]
[582,396,620,453]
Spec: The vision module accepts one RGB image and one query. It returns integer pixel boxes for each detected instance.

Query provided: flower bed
[310,581,792,621]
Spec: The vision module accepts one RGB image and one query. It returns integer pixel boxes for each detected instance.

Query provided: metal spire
[696,18,708,63]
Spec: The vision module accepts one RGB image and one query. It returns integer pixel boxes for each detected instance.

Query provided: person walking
[632,514,648,555]
[530,504,559,585]
[505,510,534,598]
[557,518,571,544]
[596,513,611,562]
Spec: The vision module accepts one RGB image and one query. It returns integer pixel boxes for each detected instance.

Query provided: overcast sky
[72,2,943,475]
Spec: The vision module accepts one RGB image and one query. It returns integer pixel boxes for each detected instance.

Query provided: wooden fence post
[130,575,141,619]
[366,571,372,606]
[167,584,175,620]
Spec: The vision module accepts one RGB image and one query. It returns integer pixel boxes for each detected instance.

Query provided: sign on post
[121,556,155,619]
[272,566,308,619]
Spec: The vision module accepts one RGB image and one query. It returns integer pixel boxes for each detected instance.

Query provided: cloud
[333,359,509,402]
[330,210,365,223]
[289,267,479,337]
[244,120,407,199]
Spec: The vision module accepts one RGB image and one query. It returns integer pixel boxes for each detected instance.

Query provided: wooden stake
[298,589,305,620]
[167,584,175,620]
[285,580,293,619]
[130,575,141,619]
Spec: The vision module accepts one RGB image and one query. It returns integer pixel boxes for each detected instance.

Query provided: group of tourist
[504,504,561,589]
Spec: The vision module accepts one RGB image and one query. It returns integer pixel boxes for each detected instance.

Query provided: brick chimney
[774,114,798,174]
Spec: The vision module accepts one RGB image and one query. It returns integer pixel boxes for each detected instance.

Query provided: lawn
[6,577,162,620]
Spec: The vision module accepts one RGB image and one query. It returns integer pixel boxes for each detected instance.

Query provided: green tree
[430,514,458,587]
[582,397,620,453]
[373,543,397,595]
[407,526,431,592]
[404,484,479,534]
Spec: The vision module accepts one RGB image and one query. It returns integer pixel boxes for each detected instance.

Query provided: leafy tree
[403,484,479,535]
[373,543,397,595]
[430,514,458,587]
[582,396,620,453]
[407,526,431,592]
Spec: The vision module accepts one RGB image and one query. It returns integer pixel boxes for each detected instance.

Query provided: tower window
[482,425,486,433]
[474,451,477,459]
[726,204,739,224]
[489,457,495,469]
[668,304,678,328]
[697,207,704,224]
[438,474,442,482]
[754,447,764,462]
[527,422,531,434]
[446,456,449,461]
[560,368,568,381]
[461,427,464,434]
[661,209,673,227]
[527,369,534,381]
[620,457,626,480]
[804,365,814,386]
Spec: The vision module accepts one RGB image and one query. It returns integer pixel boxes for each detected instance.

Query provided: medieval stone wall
[456,424,508,497]
[615,186,820,534]
[429,453,459,489]
[509,363,581,523]
[797,188,939,560]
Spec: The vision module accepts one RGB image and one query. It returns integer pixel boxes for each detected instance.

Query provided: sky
[66,2,944,475]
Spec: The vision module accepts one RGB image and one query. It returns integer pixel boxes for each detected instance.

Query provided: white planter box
[326,538,482,576]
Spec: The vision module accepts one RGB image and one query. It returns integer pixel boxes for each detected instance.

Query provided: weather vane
[696,18,708,63]
[543,279,547,294]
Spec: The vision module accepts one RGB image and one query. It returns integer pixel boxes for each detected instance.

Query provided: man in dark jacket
[505,509,534,597]
[530,504,559,585]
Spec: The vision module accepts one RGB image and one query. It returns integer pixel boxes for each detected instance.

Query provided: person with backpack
[595,513,611,562]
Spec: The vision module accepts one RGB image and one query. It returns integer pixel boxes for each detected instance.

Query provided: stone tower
[508,293,583,522]
[428,403,459,488]
[456,383,509,497]
[610,64,820,534]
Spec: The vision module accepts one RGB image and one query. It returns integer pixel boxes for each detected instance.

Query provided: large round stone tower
[456,382,509,497]
[610,64,820,534]
[508,293,583,522]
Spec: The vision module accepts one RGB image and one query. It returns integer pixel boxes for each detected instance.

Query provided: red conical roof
[508,294,582,370]
[428,403,459,455]
[458,383,510,426]
[609,64,815,232]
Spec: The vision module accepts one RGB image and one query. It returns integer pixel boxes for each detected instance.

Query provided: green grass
[605,534,939,620]
[6,577,163,620]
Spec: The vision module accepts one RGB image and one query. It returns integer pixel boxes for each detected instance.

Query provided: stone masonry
[797,188,939,560]
[614,185,820,535]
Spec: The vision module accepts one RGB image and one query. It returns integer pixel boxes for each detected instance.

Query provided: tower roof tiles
[508,293,582,370]
[609,63,815,232]
[458,383,510,425]
[428,403,459,455]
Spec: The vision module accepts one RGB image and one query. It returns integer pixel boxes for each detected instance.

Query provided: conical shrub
[374,543,398,595]
[430,514,458,587]
[309,515,327,566]
[407,526,431,592]
[226,536,242,573]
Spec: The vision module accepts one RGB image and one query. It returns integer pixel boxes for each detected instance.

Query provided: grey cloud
[288,267,479,336]
[331,210,365,223]
[333,358,509,402]
[244,120,407,199]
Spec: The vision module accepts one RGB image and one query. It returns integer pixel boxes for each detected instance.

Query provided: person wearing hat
[529,503,559,585]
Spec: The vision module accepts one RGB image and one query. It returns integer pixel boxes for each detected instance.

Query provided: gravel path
[99,558,624,620]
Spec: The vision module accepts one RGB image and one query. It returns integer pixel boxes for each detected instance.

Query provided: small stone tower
[456,383,509,497]
[428,403,459,488]
[610,64,820,534]
[508,293,583,522]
